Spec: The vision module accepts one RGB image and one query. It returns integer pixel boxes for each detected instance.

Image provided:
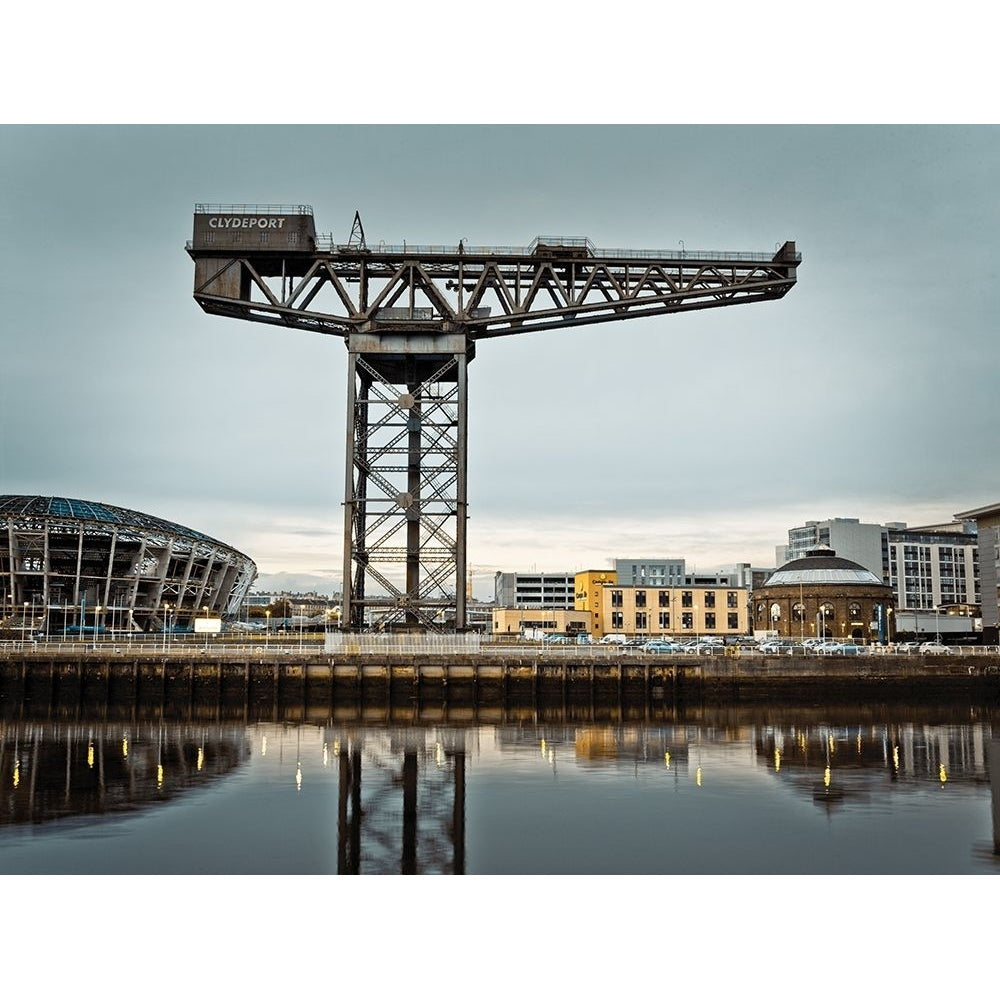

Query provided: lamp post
[265,610,271,651]
[22,602,28,644]
[162,603,171,653]
[203,605,210,652]
[92,606,102,651]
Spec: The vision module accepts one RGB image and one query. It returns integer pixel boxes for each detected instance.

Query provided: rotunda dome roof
[763,545,884,587]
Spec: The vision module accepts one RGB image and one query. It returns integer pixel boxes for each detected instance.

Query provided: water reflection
[0,721,250,826]
[0,701,997,873]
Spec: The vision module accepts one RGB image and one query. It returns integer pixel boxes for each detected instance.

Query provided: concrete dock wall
[1,648,998,708]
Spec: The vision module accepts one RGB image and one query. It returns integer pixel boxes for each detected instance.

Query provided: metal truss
[191,237,799,340]
[189,224,799,631]
[342,351,466,631]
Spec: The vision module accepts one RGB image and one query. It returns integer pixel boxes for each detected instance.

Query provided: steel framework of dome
[0,496,257,635]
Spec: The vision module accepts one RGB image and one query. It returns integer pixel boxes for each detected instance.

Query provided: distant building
[494,571,575,609]
[953,501,1000,643]
[754,546,893,643]
[599,583,749,639]
[492,606,590,637]
[614,559,685,587]
[574,569,618,636]
[778,518,885,579]
[780,515,979,615]
[886,521,979,613]
[0,494,256,634]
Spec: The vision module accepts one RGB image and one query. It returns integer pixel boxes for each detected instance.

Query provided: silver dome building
[754,545,894,643]
[0,496,257,635]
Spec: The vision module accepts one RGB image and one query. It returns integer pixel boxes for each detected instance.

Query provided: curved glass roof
[0,495,233,550]
[765,567,883,586]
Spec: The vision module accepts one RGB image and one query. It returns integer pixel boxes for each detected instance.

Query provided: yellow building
[574,569,617,636]
[598,584,749,639]
[491,607,591,637]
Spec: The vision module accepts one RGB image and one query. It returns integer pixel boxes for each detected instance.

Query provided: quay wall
[1,647,999,708]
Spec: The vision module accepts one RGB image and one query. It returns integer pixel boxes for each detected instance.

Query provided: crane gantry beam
[187,206,800,631]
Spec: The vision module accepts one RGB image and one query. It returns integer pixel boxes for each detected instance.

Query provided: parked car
[642,640,686,654]
[684,641,726,654]
[758,639,793,654]
[919,641,954,654]
[825,642,868,656]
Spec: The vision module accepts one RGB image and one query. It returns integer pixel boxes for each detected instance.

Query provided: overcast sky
[2,124,998,596]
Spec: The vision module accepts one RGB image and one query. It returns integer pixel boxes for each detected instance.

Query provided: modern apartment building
[779,516,979,614]
[953,501,999,643]
[886,521,979,612]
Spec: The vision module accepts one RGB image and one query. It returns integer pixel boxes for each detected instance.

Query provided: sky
[3,123,999,598]
[2,8,997,600]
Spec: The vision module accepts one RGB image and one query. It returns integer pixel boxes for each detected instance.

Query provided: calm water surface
[1,699,998,874]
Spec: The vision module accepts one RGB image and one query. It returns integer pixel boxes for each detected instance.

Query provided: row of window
[609,590,740,609]
[757,602,881,623]
[609,611,740,630]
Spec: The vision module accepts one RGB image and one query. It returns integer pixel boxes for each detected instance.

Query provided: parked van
[599,634,628,645]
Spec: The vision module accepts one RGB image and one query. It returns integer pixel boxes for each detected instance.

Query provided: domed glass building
[0,496,257,635]
[754,545,893,643]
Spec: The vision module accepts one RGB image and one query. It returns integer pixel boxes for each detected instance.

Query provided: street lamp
[92,606,102,651]
[203,605,210,652]
[265,610,271,651]
[22,602,28,644]
[162,603,171,652]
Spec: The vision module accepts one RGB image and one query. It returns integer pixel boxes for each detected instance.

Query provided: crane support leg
[340,330,469,632]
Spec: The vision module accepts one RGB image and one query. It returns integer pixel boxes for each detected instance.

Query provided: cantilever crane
[187,206,800,631]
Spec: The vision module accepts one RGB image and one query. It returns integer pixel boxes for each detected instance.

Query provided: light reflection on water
[0,703,997,874]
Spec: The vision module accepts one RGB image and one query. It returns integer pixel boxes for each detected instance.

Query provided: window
[848,602,862,622]
[792,602,805,622]
[659,611,670,629]
[611,590,623,608]
[704,592,716,609]
[611,611,623,629]
[682,612,693,629]
[727,591,738,608]
[705,613,716,630]
[682,591,693,608]
[635,590,647,608]
[658,590,669,607]
[770,602,781,623]
[635,612,647,630]
[728,612,739,629]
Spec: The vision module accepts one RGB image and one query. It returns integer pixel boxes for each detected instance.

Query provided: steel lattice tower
[187,206,800,631]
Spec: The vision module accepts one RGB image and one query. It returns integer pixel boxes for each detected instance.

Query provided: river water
[1,694,997,876]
